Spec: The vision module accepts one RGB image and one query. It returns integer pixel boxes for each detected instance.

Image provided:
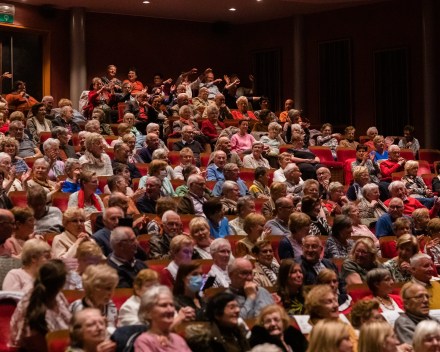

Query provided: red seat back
[268,168,276,186]
[110,124,119,136]
[52,192,72,212]
[90,212,102,234]
[267,235,283,263]
[170,179,185,191]
[331,258,344,272]
[336,147,357,164]
[310,146,333,162]
[279,144,294,154]
[9,191,28,208]
[146,259,172,284]
[344,159,356,185]
[104,136,119,146]
[180,214,195,234]
[200,153,210,167]
[223,120,239,128]
[138,234,152,256]
[72,134,79,147]
[104,148,114,160]
[200,259,214,275]
[0,298,17,352]
[379,236,397,259]
[24,157,40,170]
[422,174,436,191]
[132,178,140,191]
[168,151,180,165]
[46,330,70,352]
[392,172,405,181]
[205,181,217,191]
[111,288,133,310]
[347,284,373,304]
[255,199,266,214]
[419,149,440,165]
[400,149,415,161]
[118,104,125,121]
[239,168,256,182]
[97,176,108,193]
[359,136,370,144]
[167,138,182,151]
[40,132,52,145]
[418,161,432,176]
[224,235,246,254]
[136,163,149,177]
[62,290,85,305]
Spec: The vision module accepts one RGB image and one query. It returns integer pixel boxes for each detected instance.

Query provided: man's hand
[249,75,254,82]
[163,78,173,85]
[224,75,230,84]
[133,214,149,229]
[214,78,222,84]
[131,188,144,203]
[243,281,258,300]
[96,340,116,352]
[398,157,406,166]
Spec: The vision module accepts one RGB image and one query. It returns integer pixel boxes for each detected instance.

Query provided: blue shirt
[375,213,415,238]
[212,179,250,197]
[62,180,102,194]
[208,217,230,239]
[206,164,225,181]
[371,150,388,163]
[12,158,29,174]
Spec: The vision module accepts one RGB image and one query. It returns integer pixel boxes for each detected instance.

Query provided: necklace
[376,295,395,310]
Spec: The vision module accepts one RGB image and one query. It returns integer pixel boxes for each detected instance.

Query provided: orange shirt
[123,80,144,94]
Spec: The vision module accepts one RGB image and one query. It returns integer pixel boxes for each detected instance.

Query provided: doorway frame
[0,23,50,96]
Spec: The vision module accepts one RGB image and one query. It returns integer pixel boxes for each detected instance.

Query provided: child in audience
[427,218,440,265]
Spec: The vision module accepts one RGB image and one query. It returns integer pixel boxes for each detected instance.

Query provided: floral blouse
[317,135,338,157]
[324,237,355,259]
[383,258,412,283]
[401,175,429,198]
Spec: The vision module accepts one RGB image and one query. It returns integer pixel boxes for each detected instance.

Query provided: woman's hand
[399,261,411,275]
[54,181,64,192]
[397,343,412,352]
[370,200,378,207]
[76,232,90,244]
[426,238,440,257]
[223,75,230,84]
[257,194,270,200]
[133,214,149,229]
[175,306,195,323]
[21,168,32,185]
[262,227,272,239]
[340,196,349,205]
[370,151,376,162]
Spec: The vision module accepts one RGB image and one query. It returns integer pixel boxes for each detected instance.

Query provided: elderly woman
[341,238,384,285]
[229,195,256,236]
[208,238,233,288]
[287,133,325,180]
[135,285,192,352]
[161,235,194,287]
[118,269,159,326]
[91,108,114,135]
[146,122,168,151]
[364,268,404,312]
[402,160,435,208]
[79,132,113,176]
[189,217,212,259]
[364,126,379,149]
[413,321,440,352]
[316,269,352,313]
[77,131,89,157]
[279,212,311,260]
[151,148,176,180]
[123,133,142,164]
[110,123,131,147]
[232,95,257,120]
[358,183,389,225]
[204,198,230,239]
[383,233,417,283]
[250,305,308,352]
[68,171,105,234]
[260,122,284,157]
[300,179,327,216]
[243,141,271,170]
[324,215,355,259]
[359,321,400,352]
[139,159,176,197]
[193,86,210,110]
[52,207,90,258]
[350,299,382,331]
[174,148,201,180]
[173,105,201,134]
[325,182,349,216]
[84,77,116,122]
[42,138,65,181]
[371,135,389,162]
[62,158,82,193]
[70,265,118,329]
[201,105,226,145]
[221,180,241,215]
[317,123,339,159]
[301,195,332,237]
[351,144,382,184]
[273,152,293,182]
[26,158,62,203]
[84,121,112,149]
[380,144,406,183]
[346,166,370,201]
[27,102,52,144]
[276,258,305,316]
[341,203,379,247]
[339,126,359,148]
[0,152,29,195]
[252,240,280,287]
[0,136,29,174]
[398,125,420,157]
[122,112,141,137]
[307,320,354,352]
[64,241,103,290]
[5,207,36,258]
[235,213,270,258]
[9,260,70,351]
[3,238,51,292]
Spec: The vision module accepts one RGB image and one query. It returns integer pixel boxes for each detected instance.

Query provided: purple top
[47,160,65,181]
[134,332,192,352]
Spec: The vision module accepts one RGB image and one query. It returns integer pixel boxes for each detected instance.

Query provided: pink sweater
[134,332,192,352]
[231,133,255,153]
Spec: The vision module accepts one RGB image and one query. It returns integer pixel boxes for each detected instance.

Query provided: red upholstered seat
[224,120,239,128]
[336,147,357,164]
[267,235,283,263]
[224,235,246,254]
[72,134,79,147]
[137,234,152,256]
[132,178,140,191]
[168,151,180,165]
[118,103,125,121]
[347,283,404,304]
[379,236,397,259]
[200,153,210,167]
[180,214,195,233]
[146,259,172,284]
[200,259,214,275]
[167,138,182,151]
[0,298,17,352]
[359,136,370,144]
[40,132,52,145]
[418,161,432,176]
[136,163,149,177]
[344,159,356,185]
[24,157,40,170]
[331,258,344,272]
[111,289,133,310]
[268,169,277,186]
[170,179,184,190]
[319,235,328,258]
[254,199,266,214]
[205,181,217,191]
[97,176,108,193]
[62,290,85,305]
[46,330,70,352]
[400,149,415,161]
[110,124,119,136]
[419,149,440,168]
[239,168,256,182]
[392,172,405,181]
[9,191,28,208]
[104,135,119,146]
[52,192,72,212]
[309,146,343,169]
[104,148,114,160]
[422,174,436,191]
[279,145,294,154]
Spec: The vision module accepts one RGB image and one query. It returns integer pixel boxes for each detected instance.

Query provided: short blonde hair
[243,213,266,234]
[82,264,119,298]
[412,208,429,227]
[189,217,210,237]
[303,179,319,193]
[328,181,344,196]
[0,137,19,155]
[291,133,303,142]
[62,207,85,228]
[148,159,168,176]
[344,126,355,134]
[236,96,248,106]
[405,160,419,172]
[117,123,131,135]
[307,320,351,352]
[393,216,411,231]
[133,269,159,291]
[9,111,25,122]
[353,166,369,183]
[270,182,287,196]
[428,218,440,235]
[122,133,136,144]
[179,147,194,157]
[373,135,384,145]
[255,305,290,331]
[413,321,440,352]
[76,241,102,260]
[348,238,378,264]
[288,212,311,233]
[58,99,73,108]
[396,233,418,255]
[358,321,394,352]
[21,239,51,267]
[316,268,337,285]
[277,152,291,162]
[305,285,334,319]
[85,132,103,150]
[170,235,194,256]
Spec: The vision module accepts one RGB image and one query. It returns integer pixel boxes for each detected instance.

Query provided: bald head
[108,192,129,215]
[42,96,54,111]
[217,137,232,153]
[103,207,124,231]
[0,209,14,243]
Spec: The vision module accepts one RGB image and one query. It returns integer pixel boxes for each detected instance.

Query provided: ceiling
[10,0,389,23]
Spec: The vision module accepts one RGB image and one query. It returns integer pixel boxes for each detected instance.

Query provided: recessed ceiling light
[143,1,150,3]
[229,8,236,11]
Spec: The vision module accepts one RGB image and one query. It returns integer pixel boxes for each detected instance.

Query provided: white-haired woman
[201,105,226,145]
[402,160,435,208]
[365,127,379,149]
[341,203,379,247]
[189,217,212,259]
[380,144,406,183]
[79,132,113,176]
[273,152,294,182]
[152,148,176,180]
[62,158,82,193]
[77,131,89,157]
[0,152,31,195]
[0,136,29,174]
[3,238,51,292]
[358,183,388,224]
[346,166,370,201]
[413,320,440,352]
[43,138,65,181]
[122,133,142,163]
[173,106,204,141]
[192,87,210,111]
[208,238,233,287]
[243,141,270,169]
[317,123,339,160]
[260,122,284,157]
[325,182,349,216]
[146,123,168,152]
[232,96,257,120]
[123,112,141,137]
[52,207,90,258]
[26,158,63,204]
[84,120,111,148]
[134,286,192,352]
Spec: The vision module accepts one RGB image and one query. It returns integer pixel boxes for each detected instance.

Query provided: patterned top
[316,135,338,157]
[229,217,246,236]
[12,158,29,174]
[428,244,440,266]
[324,237,355,259]
[383,258,412,283]
[401,175,429,198]
[286,179,304,198]
[398,138,420,156]
[351,159,381,184]
[249,180,270,198]
[358,197,388,220]
[70,298,118,329]
[310,216,332,237]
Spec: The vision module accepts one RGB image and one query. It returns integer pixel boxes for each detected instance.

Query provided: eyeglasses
[408,294,430,301]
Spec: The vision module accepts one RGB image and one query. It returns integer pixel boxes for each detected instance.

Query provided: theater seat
[239,168,256,182]
[24,157,40,170]
[62,290,85,305]
[344,159,356,185]
[400,149,415,161]
[90,212,102,234]
[267,235,283,263]
[224,235,246,254]
[310,146,343,169]
[379,236,397,259]
[170,179,184,191]
[132,178,140,191]
[46,330,70,352]
[118,103,126,121]
[418,160,432,176]
[136,163,149,177]
[97,176,108,193]
[200,153,210,167]
[180,214,195,233]
[331,257,344,272]
[268,168,277,186]
[422,174,436,191]
[392,172,404,181]
[110,124,119,136]
[0,298,17,352]
[279,144,294,154]
[254,199,266,214]
[146,259,172,284]
[45,233,59,247]
[204,287,227,299]
[359,136,370,144]
[168,151,180,165]
[137,234,152,255]
[9,191,28,208]
[223,120,239,128]
[51,192,72,212]
[319,235,328,258]
[347,282,404,304]
[200,259,214,275]
[39,132,52,145]
[167,138,182,151]
[104,135,119,146]
[72,134,79,147]
[111,288,133,310]
[419,149,440,168]
[104,148,114,160]
[205,181,217,191]
[336,147,357,164]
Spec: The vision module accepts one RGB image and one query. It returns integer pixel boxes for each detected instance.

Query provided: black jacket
[135,194,157,214]
[51,116,81,134]
[107,253,148,288]
[112,160,142,180]
[250,325,308,352]
[111,325,148,352]
[60,144,79,159]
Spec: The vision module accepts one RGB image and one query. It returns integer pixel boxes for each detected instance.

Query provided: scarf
[78,189,102,211]
[194,246,212,259]
[210,264,231,288]
[83,150,105,168]
[165,261,179,279]
[44,156,64,178]
[30,116,52,137]
[32,176,52,189]
[180,117,191,124]
[253,180,270,197]
[259,262,279,285]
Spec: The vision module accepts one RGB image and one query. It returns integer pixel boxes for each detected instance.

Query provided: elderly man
[229,196,256,236]
[169,93,198,118]
[172,125,205,166]
[203,93,234,121]
[208,137,243,167]
[264,197,294,236]
[213,163,250,197]
[27,185,63,234]
[51,127,78,161]
[9,120,43,159]
[279,99,295,122]
[178,174,211,216]
[384,181,440,218]
[206,150,227,181]
[199,69,222,99]
[376,197,415,238]
[380,145,406,182]
[51,105,81,135]
[41,95,55,119]
[139,133,160,163]
[284,163,304,199]
[107,227,148,288]
[148,210,183,260]
[394,282,440,344]
[219,181,241,215]
[316,167,331,199]
[124,91,150,121]
[136,177,162,214]
[410,253,440,309]
[113,143,142,180]
[225,258,274,318]
[0,209,22,287]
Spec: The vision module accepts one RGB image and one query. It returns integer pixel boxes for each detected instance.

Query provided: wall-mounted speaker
[39,4,57,19]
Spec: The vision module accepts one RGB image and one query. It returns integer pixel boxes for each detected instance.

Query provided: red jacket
[201,119,226,139]
[380,160,405,182]
[232,110,258,120]
[84,90,116,112]
[384,197,439,218]
[364,294,404,312]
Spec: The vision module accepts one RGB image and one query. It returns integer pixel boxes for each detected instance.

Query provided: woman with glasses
[364,268,404,312]
[278,212,311,261]
[5,207,37,258]
[26,158,63,204]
